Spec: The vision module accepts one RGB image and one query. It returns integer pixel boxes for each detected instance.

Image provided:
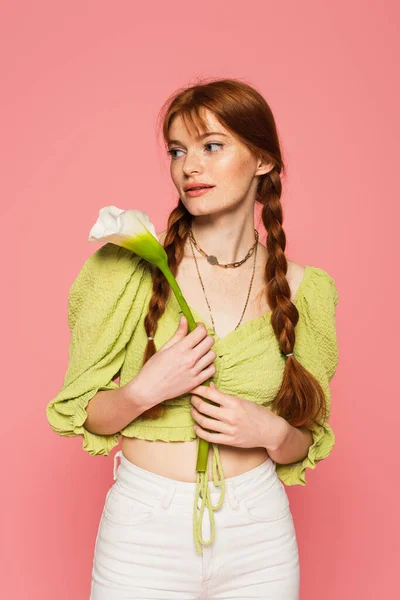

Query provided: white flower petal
[88,205,159,243]
[99,205,124,233]
[118,209,159,240]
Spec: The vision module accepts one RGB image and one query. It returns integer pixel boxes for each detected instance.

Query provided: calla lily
[88,205,166,268]
[88,205,213,473]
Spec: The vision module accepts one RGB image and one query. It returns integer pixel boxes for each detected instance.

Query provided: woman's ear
[255,154,275,177]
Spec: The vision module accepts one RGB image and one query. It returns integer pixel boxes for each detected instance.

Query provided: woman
[46,78,339,599]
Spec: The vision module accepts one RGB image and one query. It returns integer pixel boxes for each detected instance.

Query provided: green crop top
[46,242,339,554]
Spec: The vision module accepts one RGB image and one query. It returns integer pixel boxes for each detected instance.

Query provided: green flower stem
[162,263,213,473]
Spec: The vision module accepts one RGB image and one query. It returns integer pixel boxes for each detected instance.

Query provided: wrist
[123,376,152,413]
[264,414,292,453]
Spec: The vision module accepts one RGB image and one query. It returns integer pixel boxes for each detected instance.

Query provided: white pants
[90,449,300,599]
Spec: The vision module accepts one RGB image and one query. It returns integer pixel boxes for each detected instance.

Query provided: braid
[139,172,326,429]
[140,77,331,433]
[260,168,327,429]
[140,200,192,420]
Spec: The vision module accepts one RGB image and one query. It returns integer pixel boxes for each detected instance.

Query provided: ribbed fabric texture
[46,242,339,551]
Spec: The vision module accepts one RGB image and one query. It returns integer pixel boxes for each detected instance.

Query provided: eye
[167,148,184,159]
[205,142,223,152]
[167,142,223,160]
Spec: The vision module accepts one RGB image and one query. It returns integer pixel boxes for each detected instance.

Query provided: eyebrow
[167,132,229,147]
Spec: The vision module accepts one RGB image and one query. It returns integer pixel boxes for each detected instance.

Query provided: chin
[180,200,210,215]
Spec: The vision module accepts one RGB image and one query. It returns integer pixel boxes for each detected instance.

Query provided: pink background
[2,0,398,598]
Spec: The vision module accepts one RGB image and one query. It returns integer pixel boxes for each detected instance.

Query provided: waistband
[113,448,276,505]
[112,444,277,554]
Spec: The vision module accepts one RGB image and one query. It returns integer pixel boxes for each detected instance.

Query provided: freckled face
[167,109,261,216]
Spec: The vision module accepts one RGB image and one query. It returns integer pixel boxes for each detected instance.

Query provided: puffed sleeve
[46,242,147,456]
[275,266,339,486]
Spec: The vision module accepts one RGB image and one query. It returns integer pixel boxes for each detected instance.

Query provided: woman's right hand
[126,316,217,411]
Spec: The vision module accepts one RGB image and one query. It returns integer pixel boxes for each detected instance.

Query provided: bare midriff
[120,436,270,482]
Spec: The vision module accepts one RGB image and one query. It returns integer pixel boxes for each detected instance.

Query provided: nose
[181,150,204,177]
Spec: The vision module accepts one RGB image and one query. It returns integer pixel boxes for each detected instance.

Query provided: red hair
[140,77,327,430]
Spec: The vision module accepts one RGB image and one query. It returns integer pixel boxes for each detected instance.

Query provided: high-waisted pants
[90,449,300,599]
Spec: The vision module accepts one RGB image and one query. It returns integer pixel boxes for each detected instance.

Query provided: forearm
[266,417,313,465]
[83,378,147,436]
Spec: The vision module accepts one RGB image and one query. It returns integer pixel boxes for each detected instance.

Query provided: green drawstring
[193,442,226,554]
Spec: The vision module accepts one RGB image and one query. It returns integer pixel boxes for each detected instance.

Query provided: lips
[185,185,214,191]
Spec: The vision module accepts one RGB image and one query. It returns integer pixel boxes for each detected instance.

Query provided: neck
[189,215,257,264]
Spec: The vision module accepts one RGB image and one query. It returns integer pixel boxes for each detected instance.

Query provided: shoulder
[286,260,338,308]
[257,239,306,301]
[88,242,147,271]
[71,242,148,298]
[286,260,307,302]
[294,262,339,313]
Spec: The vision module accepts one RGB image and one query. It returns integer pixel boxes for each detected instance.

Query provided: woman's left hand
[189,382,289,451]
